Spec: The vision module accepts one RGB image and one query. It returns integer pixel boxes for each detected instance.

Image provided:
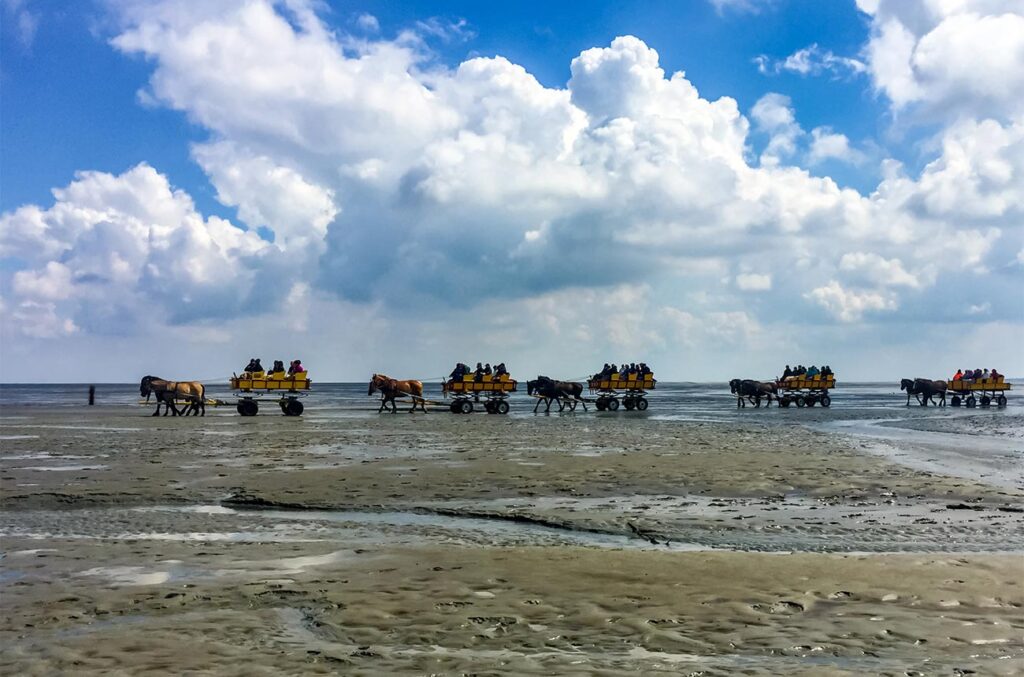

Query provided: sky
[1,0,1022,383]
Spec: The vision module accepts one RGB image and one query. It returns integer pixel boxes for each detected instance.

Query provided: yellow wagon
[778,374,835,408]
[442,373,517,414]
[587,372,656,411]
[947,377,1010,408]
[229,371,311,416]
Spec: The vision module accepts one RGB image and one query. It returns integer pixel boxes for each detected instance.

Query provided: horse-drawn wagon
[947,376,1010,408]
[587,372,655,411]
[443,373,517,414]
[777,374,834,408]
[230,371,310,416]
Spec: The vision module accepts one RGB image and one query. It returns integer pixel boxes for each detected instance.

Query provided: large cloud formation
[1,0,1021,379]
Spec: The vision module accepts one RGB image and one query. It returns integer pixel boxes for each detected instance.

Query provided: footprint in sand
[752,600,805,614]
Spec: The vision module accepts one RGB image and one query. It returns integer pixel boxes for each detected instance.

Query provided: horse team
[140,371,1004,417]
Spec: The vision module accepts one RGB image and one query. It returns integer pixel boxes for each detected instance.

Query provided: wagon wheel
[980,395,991,407]
[780,395,791,408]
[606,397,620,411]
[820,394,831,408]
[484,400,495,414]
[459,399,474,414]
[806,395,817,407]
[284,398,304,416]
[635,397,649,411]
[996,394,1007,407]
[966,395,976,408]
[449,401,461,414]
[623,396,636,411]
[794,395,806,408]
[495,400,510,415]
[950,395,961,407]
[237,399,258,416]
[595,397,607,411]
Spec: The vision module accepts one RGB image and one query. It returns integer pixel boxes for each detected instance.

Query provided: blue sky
[1,0,884,212]
[1,0,1022,381]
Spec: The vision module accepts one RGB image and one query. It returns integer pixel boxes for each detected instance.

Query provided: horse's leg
[533,398,541,413]
[152,401,161,416]
[906,392,911,406]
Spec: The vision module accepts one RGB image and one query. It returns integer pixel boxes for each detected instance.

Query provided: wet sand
[2,405,1022,674]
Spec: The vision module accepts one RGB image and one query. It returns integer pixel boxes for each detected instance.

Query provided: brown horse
[368,373,426,413]
[140,376,206,416]
[901,378,947,406]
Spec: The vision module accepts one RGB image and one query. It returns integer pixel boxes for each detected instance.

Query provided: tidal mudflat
[1,385,1022,674]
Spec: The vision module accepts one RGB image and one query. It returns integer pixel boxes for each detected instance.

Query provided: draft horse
[729,379,777,408]
[140,376,206,416]
[368,373,426,413]
[527,376,588,413]
[901,378,947,406]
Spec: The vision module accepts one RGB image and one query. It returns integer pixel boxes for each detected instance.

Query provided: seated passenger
[244,358,258,374]
[474,362,485,382]
[983,368,990,379]
[990,368,1002,380]
[782,365,793,379]
[252,358,264,373]
[484,363,492,376]
[494,363,508,378]
[287,359,305,376]
[973,368,983,379]
[953,369,963,381]
[269,360,285,375]
[639,363,651,375]
[806,365,820,378]
[609,364,618,377]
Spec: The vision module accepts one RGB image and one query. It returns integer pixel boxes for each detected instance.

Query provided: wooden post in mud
[88,385,95,405]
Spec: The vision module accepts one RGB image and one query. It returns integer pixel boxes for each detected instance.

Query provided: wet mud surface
[2,405,1023,674]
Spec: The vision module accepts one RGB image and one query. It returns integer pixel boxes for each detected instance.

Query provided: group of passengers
[781,364,833,380]
[449,362,508,382]
[593,363,652,380]
[953,368,1002,382]
[242,358,305,377]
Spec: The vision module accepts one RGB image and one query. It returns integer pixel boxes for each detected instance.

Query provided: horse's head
[368,374,382,396]
[526,380,536,395]
[140,375,153,400]
[900,378,914,391]
[729,378,741,393]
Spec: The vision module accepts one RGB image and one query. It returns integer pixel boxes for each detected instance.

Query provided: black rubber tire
[780,396,791,408]
[606,398,620,411]
[820,394,831,408]
[459,399,474,415]
[284,399,304,416]
[623,397,636,410]
[966,396,976,408]
[595,397,607,411]
[449,401,460,414]
[237,399,258,416]
[484,401,495,414]
[636,397,649,411]
[495,400,510,415]
[997,394,1007,407]
[980,395,991,407]
[795,395,806,408]
[806,396,817,407]
[951,395,961,407]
